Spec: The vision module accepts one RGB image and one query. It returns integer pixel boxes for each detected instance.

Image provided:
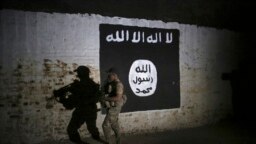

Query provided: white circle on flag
[129,59,157,97]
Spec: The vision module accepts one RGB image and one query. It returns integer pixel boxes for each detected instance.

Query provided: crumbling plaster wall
[0,10,241,144]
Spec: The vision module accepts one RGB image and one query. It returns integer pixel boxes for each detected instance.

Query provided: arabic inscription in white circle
[129,59,157,97]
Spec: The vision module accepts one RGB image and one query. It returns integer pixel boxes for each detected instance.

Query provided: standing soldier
[53,66,104,144]
[101,68,126,144]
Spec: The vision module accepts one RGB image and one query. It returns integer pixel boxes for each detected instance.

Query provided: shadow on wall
[221,27,256,128]
[221,64,256,128]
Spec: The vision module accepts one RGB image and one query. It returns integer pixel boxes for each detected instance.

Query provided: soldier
[65,66,103,144]
[102,68,126,144]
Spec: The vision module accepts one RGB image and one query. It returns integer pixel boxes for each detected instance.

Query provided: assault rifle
[45,84,78,110]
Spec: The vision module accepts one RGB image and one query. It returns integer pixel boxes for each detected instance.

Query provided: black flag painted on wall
[100,24,180,112]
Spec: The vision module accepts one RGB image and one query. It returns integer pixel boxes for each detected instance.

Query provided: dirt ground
[38,118,256,144]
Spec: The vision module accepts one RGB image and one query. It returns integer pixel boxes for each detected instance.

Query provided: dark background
[0,0,253,32]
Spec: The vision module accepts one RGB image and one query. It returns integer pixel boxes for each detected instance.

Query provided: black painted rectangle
[100,24,180,112]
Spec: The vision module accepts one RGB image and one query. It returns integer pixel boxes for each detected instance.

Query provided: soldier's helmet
[74,66,90,78]
[106,67,118,75]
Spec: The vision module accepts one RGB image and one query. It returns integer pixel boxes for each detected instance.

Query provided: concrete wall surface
[0,10,242,144]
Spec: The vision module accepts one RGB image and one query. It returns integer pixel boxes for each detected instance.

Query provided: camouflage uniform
[102,79,124,144]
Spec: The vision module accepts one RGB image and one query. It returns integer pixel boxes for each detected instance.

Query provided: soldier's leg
[110,106,122,144]
[67,111,85,143]
[102,109,112,143]
[85,113,100,139]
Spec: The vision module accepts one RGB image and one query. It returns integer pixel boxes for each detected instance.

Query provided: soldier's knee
[103,121,111,130]
[102,117,109,125]
[87,125,98,133]
[102,122,108,128]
